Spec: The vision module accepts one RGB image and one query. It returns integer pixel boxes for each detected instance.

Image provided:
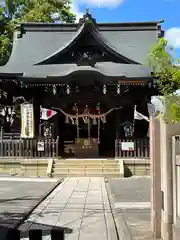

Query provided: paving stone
[19,177,118,239]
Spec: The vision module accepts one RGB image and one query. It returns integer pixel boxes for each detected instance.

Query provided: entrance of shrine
[57,104,117,158]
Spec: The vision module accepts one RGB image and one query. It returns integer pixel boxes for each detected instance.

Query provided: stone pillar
[160,118,180,240]
[150,117,161,239]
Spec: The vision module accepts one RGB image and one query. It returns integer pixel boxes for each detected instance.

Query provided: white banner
[20,104,34,138]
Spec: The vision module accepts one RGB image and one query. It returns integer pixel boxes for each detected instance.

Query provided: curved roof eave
[35,23,86,65]
[35,22,139,65]
[20,63,152,82]
[91,28,139,64]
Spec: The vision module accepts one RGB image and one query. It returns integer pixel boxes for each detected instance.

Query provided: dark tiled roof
[0,63,151,83]
[0,14,162,80]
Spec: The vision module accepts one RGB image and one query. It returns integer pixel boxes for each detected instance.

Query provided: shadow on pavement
[20,222,73,238]
[0,221,73,239]
[124,166,133,177]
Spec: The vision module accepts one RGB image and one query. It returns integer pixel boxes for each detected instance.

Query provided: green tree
[0,0,76,65]
[148,38,180,122]
[148,37,180,96]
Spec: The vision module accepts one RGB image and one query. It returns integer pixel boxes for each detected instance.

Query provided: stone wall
[124,159,150,177]
[0,159,48,177]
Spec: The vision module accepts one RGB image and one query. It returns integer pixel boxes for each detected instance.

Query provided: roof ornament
[78,9,96,26]
[76,52,96,67]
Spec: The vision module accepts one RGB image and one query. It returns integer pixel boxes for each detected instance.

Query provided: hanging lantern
[53,85,56,95]
[117,83,120,94]
[148,82,152,88]
[96,103,100,113]
[103,84,107,95]
[8,107,12,115]
[153,79,156,88]
[67,85,70,95]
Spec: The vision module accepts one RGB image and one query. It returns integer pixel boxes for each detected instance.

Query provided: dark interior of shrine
[0,75,152,158]
[57,109,118,158]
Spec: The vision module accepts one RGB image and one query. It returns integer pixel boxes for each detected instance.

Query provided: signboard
[20,104,34,138]
[37,141,45,151]
[121,142,135,151]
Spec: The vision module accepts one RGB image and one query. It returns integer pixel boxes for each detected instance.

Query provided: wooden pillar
[33,96,40,137]
[115,109,120,139]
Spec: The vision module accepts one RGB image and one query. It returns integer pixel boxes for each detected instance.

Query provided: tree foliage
[147,37,180,96]
[0,0,76,65]
[148,38,180,122]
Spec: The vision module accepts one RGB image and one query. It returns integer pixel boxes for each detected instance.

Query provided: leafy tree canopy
[148,38,180,122]
[147,37,180,96]
[0,0,76,65]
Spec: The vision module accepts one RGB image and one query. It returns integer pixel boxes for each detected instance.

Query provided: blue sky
[72,0,180,57]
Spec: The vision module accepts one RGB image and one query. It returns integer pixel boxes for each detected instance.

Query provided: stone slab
[19,177,118,240]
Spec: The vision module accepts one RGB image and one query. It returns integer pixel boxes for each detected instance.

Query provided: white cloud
[71,1,83,22]
[75,0,124,8]
[70,0,123,21]
[165,27,180,48]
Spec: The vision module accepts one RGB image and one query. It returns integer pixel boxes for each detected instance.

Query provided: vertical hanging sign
[20,103,34,138]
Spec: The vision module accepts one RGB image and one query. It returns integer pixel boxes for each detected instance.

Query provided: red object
[47,110,52,117]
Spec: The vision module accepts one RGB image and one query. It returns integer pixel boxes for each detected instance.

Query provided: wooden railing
[115,137,150,158]
[0,137,59,159]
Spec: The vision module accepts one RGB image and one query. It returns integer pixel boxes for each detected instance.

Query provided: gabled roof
[0,10,163,82]
[35,12,138,65]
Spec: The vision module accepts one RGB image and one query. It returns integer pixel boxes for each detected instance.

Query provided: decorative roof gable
[35,10,138,66]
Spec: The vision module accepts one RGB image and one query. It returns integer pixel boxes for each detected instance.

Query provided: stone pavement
[108,176,152,240]
[19,177,118,240]
[0,177,58,237]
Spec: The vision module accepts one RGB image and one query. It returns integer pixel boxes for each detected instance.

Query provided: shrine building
[0,11,163,158]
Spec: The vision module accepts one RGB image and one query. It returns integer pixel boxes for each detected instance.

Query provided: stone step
[53,163,119,168]
[51,172,120,177]
[54,161,119,165]
[52,167,119,173]
[54,160,119,165]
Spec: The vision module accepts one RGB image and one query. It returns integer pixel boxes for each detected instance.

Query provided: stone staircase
[51,159,121,178]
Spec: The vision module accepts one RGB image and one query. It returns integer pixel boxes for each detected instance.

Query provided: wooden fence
[4,229,64,240]
[115,137,150,158]
[0,137,59,159]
